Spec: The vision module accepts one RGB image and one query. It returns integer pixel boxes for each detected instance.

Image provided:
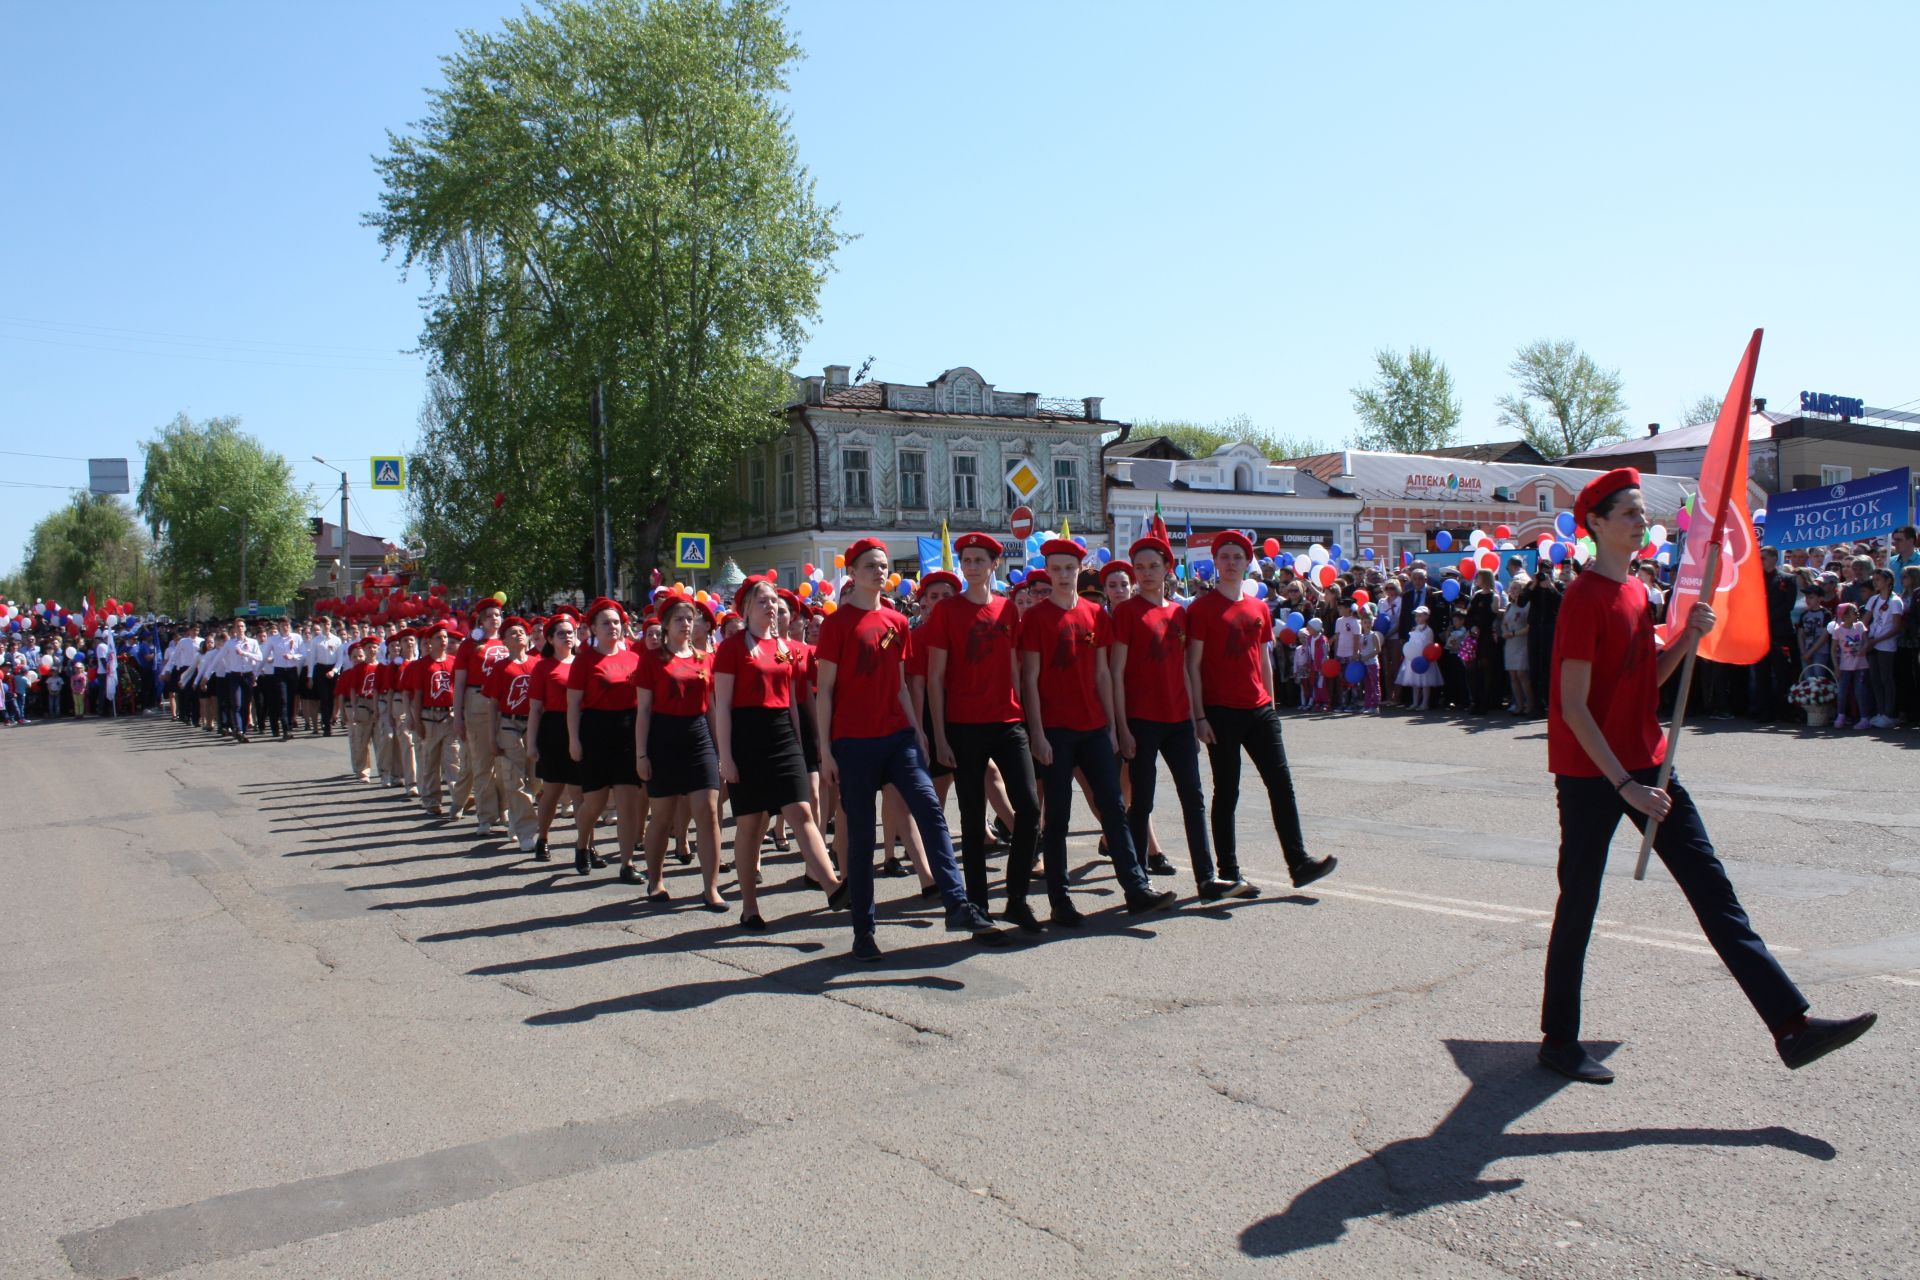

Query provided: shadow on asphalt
[1237,1039,1836,1257]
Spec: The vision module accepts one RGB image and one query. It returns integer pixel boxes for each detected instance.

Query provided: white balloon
[1308,543,1328,564]
[1468,528,1488,547]
[1573,542,1593,565]
[1648,524,1668,546]
[1292,554,1310,576]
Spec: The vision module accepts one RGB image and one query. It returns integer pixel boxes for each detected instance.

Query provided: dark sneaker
[827,880,851,911]
[1125,889,1179,914]
[1146,854,1178,876]
[1778,1013,1876,1070]
[945,902,998,934]
[852,934,883,962]
[1538,1040,1614,1084]
[1290,856,1338,889]
[1002,901,1044,933]
[1050,902,1085,929]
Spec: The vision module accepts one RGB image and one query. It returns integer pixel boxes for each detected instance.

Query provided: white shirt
[193,647,222,683]
[95,639,113,675]
[307,632,343,675]
[261,632,304,667]
[216,637,263,676]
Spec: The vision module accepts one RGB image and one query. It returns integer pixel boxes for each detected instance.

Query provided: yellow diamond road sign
[675,532,711,569]
[370,457,406,490]
[1006,459,1043,502]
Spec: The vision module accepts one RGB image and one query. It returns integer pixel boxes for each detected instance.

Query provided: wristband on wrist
[1614,776,1632,793]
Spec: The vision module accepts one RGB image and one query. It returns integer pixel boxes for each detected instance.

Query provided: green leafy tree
[1495,339,1628,458]
[1132,413,1325,462]
[18,492,160,609]
[1348,347,1461,452]
[370,0,844,597]
[1681,392,1724,428]
[136,413,314,610]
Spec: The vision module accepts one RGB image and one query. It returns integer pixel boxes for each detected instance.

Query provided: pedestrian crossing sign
[370,457,406,491]
[674,532,711,569]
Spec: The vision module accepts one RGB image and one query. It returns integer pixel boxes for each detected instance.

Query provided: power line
[0,332,421,374]
[0,448,89,462]
[0,315,416,358]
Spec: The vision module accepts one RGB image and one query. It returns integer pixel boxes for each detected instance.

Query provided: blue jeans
[1544,769,1806,1041]
[1836,667,1874,721]
[1041,725,1150,906]
[832,730,968,937]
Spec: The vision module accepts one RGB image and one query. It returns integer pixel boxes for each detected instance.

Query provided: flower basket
[1788,663,1837,726]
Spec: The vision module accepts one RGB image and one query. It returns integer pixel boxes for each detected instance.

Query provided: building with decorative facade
[721,364,1124,582]
[1104,441,1362,568]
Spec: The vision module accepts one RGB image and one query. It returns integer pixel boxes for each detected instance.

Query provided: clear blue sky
[5,0,1915,578]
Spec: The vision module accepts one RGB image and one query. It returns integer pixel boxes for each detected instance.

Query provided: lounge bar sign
[1403,470,1485,500]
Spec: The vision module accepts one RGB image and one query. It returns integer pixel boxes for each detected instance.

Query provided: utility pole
[589,380,610,598]
[313,456,350,599]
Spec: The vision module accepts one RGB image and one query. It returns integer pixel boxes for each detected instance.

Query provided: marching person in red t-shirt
[1538,467,1874,1083]
[483,616,542,852]
[634,593,727,905]
[815,538,999,961]
[1185,531,1336,894]
[1020,538,1176,923]
[341,638,380,783]
[387,629,421,798]
[525,609,582,862]
[566,598,642,877]
[405,623,459,816]
[926,533,1044,931]
[451,599,511,836]
[1112,534,1238,899]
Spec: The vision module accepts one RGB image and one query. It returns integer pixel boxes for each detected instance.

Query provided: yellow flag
[1060,517,1071,540]
[940,517,953,570]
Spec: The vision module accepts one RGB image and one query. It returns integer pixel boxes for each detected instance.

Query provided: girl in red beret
[566,599,643,876]
[525,612,582,862]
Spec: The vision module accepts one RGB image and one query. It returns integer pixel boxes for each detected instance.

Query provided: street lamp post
[216,503,249,609]
[313,456,349,599]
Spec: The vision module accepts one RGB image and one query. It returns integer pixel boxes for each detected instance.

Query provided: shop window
[1820,465,1852,486]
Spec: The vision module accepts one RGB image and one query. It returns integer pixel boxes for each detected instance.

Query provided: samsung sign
[1800,390,1864,418]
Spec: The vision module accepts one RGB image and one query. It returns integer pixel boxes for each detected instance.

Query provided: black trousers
[1747,645,1797,721]
[946,720,1040,911]
[267,667,298,734]
[1040,726,1150,907]
[1542,769,1807,1042]
[311,671,337,731]
[1203,702,1311,877]
[1126,717,1213,885]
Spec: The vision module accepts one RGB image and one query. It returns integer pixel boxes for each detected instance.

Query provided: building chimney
[1647,422,1660,437]
[1082,396,1103,421]
[1752,397,1767,413]
[824,364,850,389]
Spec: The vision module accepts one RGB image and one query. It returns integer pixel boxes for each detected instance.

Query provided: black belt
[419,708,451,721]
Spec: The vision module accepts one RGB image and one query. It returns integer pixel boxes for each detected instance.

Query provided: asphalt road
[3,707,1913,1279]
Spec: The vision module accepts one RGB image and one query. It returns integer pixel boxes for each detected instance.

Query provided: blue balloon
[1329,544,1343,560]
[1362,548,1375,560]
[1286,611,1306,631]
[1095,546,1112,563]
[1007,569,1024,584]
[1337,558,1351,572]
[1344,661,1366,685]
[1254,582,1270,599]
[1548,542,1568,564]
[1175,563,1188,579]
[899,581,914,597]
[1372,613,1391,634]
[1555,511,1575,538]
[1411,655,1431,674]
[1442,579,1461,601]
[1072,536,1087,550]
[1753,509,1768,524]
[1193,558,1215,580]
[1434,530,1453,551]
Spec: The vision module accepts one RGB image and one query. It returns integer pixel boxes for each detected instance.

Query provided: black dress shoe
[827,880,851,911]
[1778,1013,1876,1070]
[1146,854,1178,876]
[574,845,590,875]
[703,897,728,913]
[1050,902,1085,929]
[945,902,998,933]
[674,846,692,866]
[740,912,767,931]
[881,857,909,878]
[618,864,642,884]
[647,889,671,903]
[852,933,882,961]
[1125,889,1178,914]
[533,838,551,862]
[1538,1040,1614,1083]
[1002,901,1044,934]
[588,852,607,869]
[1290,856,1338,889]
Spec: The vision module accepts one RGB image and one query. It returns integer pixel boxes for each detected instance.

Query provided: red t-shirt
[567,645,640,712]
[1111,594,1190,723]
[715,631,797,710]
[1017,596,1110,732]
[485,657,538,716]
[1548,570,1666,777]
[407,656,458,708]
[922,594,1022,725]
[457,636,511,688]
[530,655,573,709]
[641,647,713,717]
[374,663,394,694]
[790,642,816,705]
[815,602,910,740]
[1187,588,1274,710]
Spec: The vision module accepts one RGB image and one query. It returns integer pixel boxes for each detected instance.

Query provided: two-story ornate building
[722,364,1125,582]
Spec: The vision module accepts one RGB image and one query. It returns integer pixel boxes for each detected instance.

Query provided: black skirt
[533,708,576,786]
[797,698,821,773]
[728,704,809,816]
[647,711,719,797]
[576,706,639,793]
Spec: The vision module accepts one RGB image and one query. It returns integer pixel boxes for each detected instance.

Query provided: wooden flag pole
[1632,540,1724,880]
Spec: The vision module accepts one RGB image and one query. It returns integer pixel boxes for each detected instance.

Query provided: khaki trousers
[346,703,375,780]
[393,719,419,793]
[374,695,398,783]
[419,714,454,811]
[452,689,503,822]
[494,723,540,846]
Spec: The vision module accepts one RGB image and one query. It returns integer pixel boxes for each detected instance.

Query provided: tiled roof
[1559,411,1790,460]
[1410,440,1546,465]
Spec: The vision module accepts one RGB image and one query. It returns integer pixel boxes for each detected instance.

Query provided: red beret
[775,587,803,617]
[500,615,531,634]
[1039,538,1084,562]
[1211,530,1255,560]
[1129,535,1175,564]
[1572,467,1641,529]
[1099,560,1133,585]
[549,604,583,621]
[953,532,1003,559]
[844,537,888,566]
[733,574,777,615]
[917,570,963,599]
[419,622,451,640]
[584,596,628,626]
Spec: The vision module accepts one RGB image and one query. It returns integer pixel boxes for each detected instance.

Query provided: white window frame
[1536,488,1553,514]
[1053,456,1080,513]
[1390,534,1426,567]
[842,446,872,509]
[952,453,979,510]
[1820,464,1852,485]
[898,448,929,511]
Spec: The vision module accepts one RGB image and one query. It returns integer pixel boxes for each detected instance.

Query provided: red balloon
[803,563,816,577]
[1458,557,1474,576]
[1315,564,1336,587]
[1352,589,1370,606]
[1494,524,1512,539]
[1262,537,1280,557]
[1278,627,1297,644]
[1424,643,1443,661]
[1318,658,1341,680]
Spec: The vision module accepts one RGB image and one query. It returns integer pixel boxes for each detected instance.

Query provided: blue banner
[1763,467,1912,551]
[916,536,944,578]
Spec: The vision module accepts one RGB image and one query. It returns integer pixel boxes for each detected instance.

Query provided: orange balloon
[822,600,837,614]
[798,582,813,598]
[887,573,901,589]
[833,554,846,569]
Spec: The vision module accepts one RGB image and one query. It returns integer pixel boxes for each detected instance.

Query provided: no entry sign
[1010,505,1034,541]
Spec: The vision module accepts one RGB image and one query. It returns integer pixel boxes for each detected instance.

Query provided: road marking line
[1343,882,1551,917]
[1309,886,1524,923]
[1873,973,1920,988]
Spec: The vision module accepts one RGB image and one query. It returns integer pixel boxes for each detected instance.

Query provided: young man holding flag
[1539,466,1875,1082]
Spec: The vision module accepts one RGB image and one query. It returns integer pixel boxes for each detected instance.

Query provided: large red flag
[1659,329,1769,663]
